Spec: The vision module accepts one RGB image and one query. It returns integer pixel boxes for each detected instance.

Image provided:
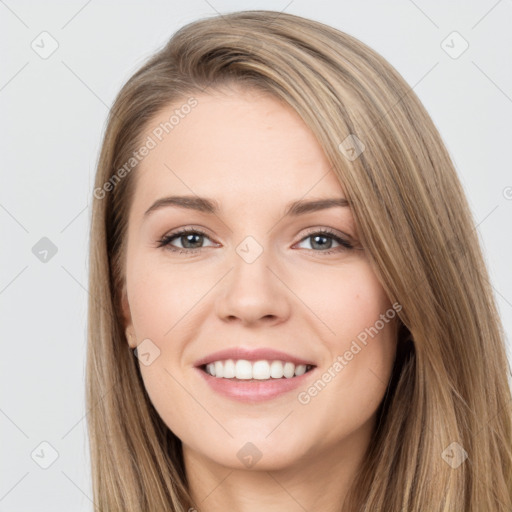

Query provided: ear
[121,284,137,349]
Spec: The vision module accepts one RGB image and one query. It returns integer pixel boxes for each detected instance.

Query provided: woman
[86,10,512,511]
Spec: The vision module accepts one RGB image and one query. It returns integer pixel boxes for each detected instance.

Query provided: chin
[203,436,310,472]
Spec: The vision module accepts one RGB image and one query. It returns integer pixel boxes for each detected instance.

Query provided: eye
[294,228,353,255]
[156,227,217,254]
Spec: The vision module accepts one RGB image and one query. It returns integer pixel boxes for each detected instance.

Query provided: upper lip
[194,347,316,368]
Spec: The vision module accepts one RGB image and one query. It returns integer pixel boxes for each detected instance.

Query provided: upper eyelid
[163,225,348,237]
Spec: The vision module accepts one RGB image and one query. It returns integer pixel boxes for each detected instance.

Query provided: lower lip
[195,367,316,402]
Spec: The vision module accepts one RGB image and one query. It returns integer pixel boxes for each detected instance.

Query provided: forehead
[131,88,345,215]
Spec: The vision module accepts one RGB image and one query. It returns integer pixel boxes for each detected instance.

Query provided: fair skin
[122,85,398,511]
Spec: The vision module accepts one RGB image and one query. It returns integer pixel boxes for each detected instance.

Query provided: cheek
[126,253,208,341]
[298,262,397,410]
[300,260,394,348]
[125,256,203,438]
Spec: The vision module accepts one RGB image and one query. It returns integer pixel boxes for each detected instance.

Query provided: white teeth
[235,360,253,380]
[223,359,235,378]
[283,362,295,378]
[270,360,284,378]
[252,360,270,380]
[295,364,307,376]
[207,362,216,376]
[203,359,313,380]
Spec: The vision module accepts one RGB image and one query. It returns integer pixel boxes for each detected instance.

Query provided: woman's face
[121,86,398,471]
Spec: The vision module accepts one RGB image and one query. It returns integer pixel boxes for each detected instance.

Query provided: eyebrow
[143,195,350,218]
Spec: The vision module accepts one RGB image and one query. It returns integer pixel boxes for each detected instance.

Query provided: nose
[214,245,292,327]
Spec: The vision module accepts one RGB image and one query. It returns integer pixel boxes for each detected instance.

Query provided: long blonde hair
[87,10,512,511]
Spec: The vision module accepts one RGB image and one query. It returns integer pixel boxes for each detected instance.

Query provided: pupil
[312,235,331,250]
[183,233,202,249]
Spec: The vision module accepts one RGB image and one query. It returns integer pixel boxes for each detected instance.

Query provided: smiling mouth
[200,359,316,380]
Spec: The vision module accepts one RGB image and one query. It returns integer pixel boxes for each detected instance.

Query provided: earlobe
[125,326,137,349]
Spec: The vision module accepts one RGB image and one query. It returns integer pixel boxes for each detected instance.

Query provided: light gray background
[1,0,511,510]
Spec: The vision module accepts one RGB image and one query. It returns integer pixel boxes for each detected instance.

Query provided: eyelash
[156,227,354,256]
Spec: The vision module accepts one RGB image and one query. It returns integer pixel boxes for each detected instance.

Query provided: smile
[203,359,315,380]
[196,362,317,402]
